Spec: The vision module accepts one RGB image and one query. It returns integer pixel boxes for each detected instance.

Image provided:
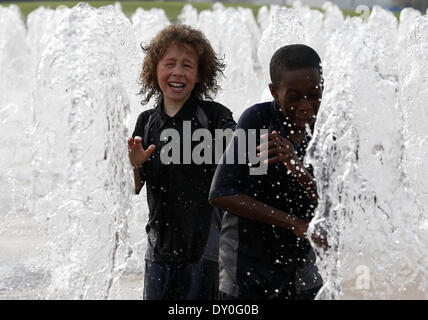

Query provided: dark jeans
[219,285,322,300]
[144,259,219,300]
[293,286,322,300]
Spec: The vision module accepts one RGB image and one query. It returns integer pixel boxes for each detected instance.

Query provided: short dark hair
[139,24,225,105]
[269,44,322,87]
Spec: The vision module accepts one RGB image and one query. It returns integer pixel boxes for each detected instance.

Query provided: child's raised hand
[257,130,299,166]
[127,136,156,168]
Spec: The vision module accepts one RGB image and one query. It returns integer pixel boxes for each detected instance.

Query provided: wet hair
[139,24,225,105]
[269,44,323,88]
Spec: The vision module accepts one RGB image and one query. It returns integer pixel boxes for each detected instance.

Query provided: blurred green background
[0,1,367,21]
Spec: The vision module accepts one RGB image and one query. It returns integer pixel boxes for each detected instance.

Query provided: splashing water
[306,5,428,299]
[0,1,427,299]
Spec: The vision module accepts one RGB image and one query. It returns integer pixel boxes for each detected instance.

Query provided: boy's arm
[128,136,155,194]
[209,107,307,238]
[209,194,308,238]
[129,112,155,195]
[256,131,329,249]
[210,192,327,249]
[209,108,327,249]
[258,131,318,206]
[285,157,318,206]
[133,167,143,194]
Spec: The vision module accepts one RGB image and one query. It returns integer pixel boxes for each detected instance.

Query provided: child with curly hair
[127,24,236,300]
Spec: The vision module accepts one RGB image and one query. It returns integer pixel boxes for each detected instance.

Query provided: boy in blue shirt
[209,44,327,299]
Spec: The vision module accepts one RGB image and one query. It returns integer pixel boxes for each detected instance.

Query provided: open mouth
[168,82,185,90]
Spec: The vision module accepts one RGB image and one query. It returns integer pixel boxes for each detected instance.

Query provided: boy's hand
[293,220,329,251]
[258,131,319,206]
[127,136,155,168]
[310,226,329,251]
[257,131,300,170]
[293,220,309,239]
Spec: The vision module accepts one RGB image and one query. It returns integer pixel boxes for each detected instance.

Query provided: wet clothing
[132,94,235,300]
[219,284,321,300]
[144,259,219,300]
[209,100,322,300]
[132,94,235,264]
[295,247,323,294]
[293,285,322,300]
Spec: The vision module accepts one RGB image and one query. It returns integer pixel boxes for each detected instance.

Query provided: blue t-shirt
[209,100,321,299]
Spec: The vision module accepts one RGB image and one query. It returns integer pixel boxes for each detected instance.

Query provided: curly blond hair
[139,24,225,105]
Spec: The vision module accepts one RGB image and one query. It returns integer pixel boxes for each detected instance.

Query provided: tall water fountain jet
[399,15,428,227]
[399,16,428,212]
[178,4,199,26]
[131,7,170,47]
[306,6,428,299]
[0,5,31,108]
[0,5,37,298]
[188,3,260,118]
[0,2,138,299]
[257,6,305,101]
[0,4,30,211]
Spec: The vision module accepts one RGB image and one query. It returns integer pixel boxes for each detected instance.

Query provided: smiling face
[156,43,199,109]
[269,67,323,132]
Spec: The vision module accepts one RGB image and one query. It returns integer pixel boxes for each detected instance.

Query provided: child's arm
[211,194,327,250]
[209,111,327,249]
[210,194,308,238]
[257,131,318,206]
[127,136,155,194]
[256,131,329,249]
[132,167,143,195]
[209,107,312,240]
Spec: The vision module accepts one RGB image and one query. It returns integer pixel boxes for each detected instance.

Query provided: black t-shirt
[209,101,315,299]
[132,94,236,263]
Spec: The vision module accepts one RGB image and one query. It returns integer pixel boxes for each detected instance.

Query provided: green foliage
[1,1,400,21]
[1,1,261,20]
